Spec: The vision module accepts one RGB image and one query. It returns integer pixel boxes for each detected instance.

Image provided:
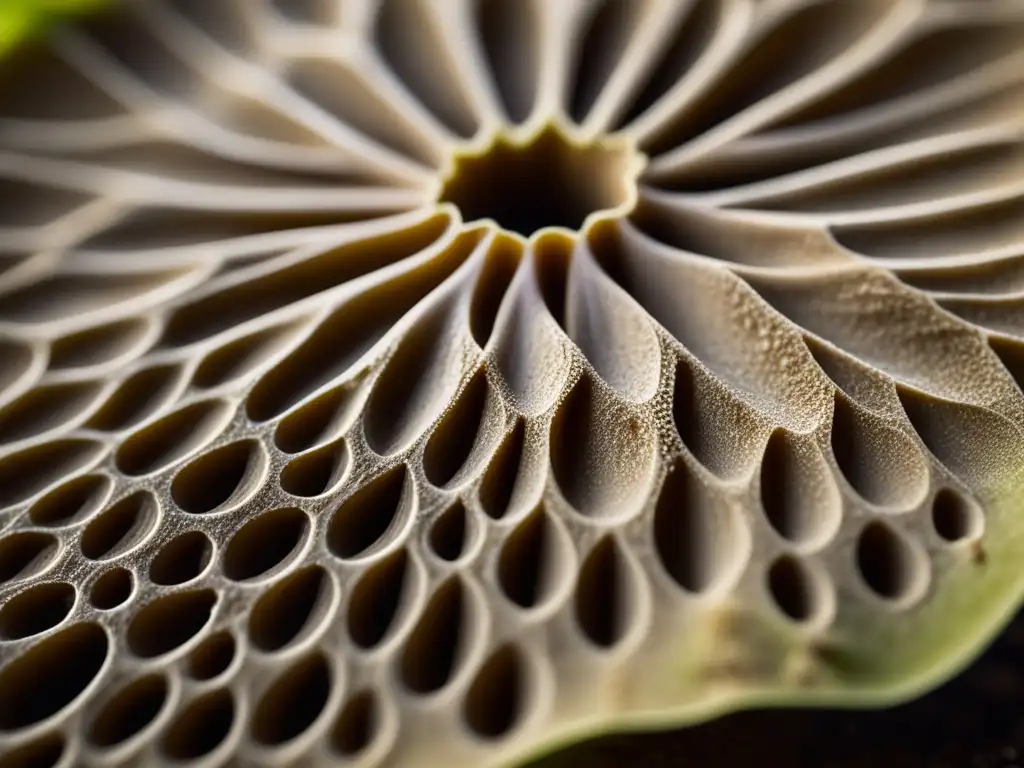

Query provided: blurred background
[533,606,1024,767]
[4,2,1023,767]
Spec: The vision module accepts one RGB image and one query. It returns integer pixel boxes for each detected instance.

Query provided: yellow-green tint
[0,0,111,57]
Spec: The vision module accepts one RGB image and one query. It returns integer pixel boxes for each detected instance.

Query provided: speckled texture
[534,603,1024,768]
[1,1,1024,767]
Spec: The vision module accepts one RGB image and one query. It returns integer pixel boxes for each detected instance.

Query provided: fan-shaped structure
[1,1,1024,766]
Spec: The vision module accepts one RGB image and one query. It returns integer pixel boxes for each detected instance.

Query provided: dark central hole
[439,124,637,239]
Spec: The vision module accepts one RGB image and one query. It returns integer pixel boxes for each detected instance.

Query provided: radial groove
[2,2,1024,767]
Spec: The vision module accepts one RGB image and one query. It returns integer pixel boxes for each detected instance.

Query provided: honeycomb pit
[1,1,1024,768]
[437,124,642,239]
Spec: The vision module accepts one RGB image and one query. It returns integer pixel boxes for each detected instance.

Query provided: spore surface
[1,1,1024,766]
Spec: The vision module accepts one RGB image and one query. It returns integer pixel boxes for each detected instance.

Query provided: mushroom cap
[1,0,1024,766]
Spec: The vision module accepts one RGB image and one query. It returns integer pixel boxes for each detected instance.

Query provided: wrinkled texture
[1,1,1024,767]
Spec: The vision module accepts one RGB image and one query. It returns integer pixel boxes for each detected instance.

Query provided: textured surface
[533,602,1024,768]
[2,1,1024,767]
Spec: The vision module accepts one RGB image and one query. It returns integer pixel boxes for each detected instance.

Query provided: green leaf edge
[0,0,112,58]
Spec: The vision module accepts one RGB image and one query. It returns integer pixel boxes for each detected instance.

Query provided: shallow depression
[438,123,641,239]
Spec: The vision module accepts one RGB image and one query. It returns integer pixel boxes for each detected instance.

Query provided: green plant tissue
[0,0,110,56]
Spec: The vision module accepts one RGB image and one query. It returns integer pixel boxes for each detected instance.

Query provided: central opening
[438,124,641,239]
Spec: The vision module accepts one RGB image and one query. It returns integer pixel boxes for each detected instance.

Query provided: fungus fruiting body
[2,0,1024,766]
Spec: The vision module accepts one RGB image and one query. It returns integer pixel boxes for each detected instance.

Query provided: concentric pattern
[1,1,1024,766]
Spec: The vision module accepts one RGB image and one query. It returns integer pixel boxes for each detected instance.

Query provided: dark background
[536,607,1024,768]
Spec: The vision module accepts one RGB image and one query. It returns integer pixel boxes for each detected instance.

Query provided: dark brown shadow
[533,608,1024,767]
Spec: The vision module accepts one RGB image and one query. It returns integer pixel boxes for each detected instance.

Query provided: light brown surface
[537,606,1024,768]
[1,1,1024,767]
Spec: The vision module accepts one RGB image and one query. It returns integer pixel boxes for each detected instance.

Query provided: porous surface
[1,1,1024,767]
[532,602,1024,768]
